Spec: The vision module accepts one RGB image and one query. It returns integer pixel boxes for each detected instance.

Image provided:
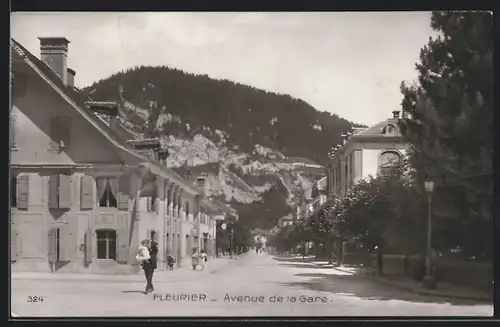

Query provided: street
[11,251,493,317]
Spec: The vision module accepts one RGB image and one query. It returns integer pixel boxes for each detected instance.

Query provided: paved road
[11,252,493,317]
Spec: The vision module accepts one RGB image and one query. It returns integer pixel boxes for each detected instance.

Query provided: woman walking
[136,239,152,293]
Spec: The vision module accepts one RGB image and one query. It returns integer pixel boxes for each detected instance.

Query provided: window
[96,230,117,260]
[147,197,153,212]
[382,124,397,136]
[97,177,118,208]
[10,176,17,207]
[379,151,401,175]
[49,115,72,152]
[164,185,170,214]
[12,72,27,98]
[10,111,17,150]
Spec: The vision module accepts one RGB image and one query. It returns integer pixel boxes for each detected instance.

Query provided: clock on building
[379,151,401,175]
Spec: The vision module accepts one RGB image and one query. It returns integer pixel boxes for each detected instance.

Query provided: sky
[11,12,439,126]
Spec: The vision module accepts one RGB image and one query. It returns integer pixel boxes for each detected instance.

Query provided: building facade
[10,37,218,274]
[326,111,409,197]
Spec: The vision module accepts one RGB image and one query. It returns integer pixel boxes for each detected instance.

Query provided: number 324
[27,296,44,303]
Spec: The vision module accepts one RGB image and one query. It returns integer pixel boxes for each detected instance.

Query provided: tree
[399,11,493,259]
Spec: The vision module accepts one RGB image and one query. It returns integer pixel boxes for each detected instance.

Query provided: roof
[11,38,200,195]
[12,39,132,146]
[352,118,402,138]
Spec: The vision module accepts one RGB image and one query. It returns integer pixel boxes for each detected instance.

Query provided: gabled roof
[352,118,402,138]
[11,38,200,195]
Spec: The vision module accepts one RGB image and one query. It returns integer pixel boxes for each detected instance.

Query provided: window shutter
[84,228,93,263]
[11,223,18,262]
[58,174,72,209]
[10,111,17,149]
[80,175,94,210]
[48,175,59,209]
[117,216,129,263]
[16,175,29,209]
[117,176,129,211]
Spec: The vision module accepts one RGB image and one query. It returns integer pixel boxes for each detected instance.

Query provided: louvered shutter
[84,228,93,263]
[117,176,129,211]
[117,215,129,263]
[11,223,18,262]
[59,115,72,149]
[48,175,59,209]
[80,175,94,210]
[16,175,29,209]
[58,174,72,209]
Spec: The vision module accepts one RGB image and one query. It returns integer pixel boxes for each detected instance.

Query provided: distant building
[293,175,328,223]
[278,215,294,228]
[326,111,409,197]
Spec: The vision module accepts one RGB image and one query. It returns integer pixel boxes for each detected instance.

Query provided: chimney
[392,110,401,119]
[39,37,70,85]
[126,138,161,161]
[67,68,75,87]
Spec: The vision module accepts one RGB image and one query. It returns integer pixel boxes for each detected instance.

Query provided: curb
[11,257,234,283]
[331,267,492,303]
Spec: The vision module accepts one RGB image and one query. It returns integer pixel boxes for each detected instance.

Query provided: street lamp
[422,179,436,290]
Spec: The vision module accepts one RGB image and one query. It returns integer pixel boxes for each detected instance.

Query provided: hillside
[84,65,360,230]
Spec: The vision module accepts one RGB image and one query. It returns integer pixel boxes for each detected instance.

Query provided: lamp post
[422,179,436,290]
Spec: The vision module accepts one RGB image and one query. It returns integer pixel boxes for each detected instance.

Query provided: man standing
[149,239,159,292]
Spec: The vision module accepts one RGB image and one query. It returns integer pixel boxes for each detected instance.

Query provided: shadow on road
[271,255,487,306]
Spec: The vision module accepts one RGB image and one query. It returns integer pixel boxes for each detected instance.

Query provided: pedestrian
[191,249,198,270]
[148,239,159,292]
[201,250,208,263]
[136,239,152,293]
[167,252,175,271]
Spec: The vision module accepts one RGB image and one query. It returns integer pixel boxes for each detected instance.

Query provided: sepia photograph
[10,11,493,317]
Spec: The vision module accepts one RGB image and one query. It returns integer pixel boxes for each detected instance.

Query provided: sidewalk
[331,265,493,302]
[11,256,240,284]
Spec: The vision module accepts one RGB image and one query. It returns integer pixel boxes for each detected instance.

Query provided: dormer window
[381,124,397,136]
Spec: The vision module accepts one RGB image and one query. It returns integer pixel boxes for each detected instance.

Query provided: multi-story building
[293,175,328,223]
[326,111,409,197]
[10,37,219,274]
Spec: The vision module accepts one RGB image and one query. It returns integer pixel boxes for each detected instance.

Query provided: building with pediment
[326,111,409,197]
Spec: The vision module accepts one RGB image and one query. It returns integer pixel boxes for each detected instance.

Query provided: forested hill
[83,65,360,164]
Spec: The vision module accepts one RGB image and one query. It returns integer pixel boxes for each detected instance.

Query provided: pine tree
[399,11,493,259]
